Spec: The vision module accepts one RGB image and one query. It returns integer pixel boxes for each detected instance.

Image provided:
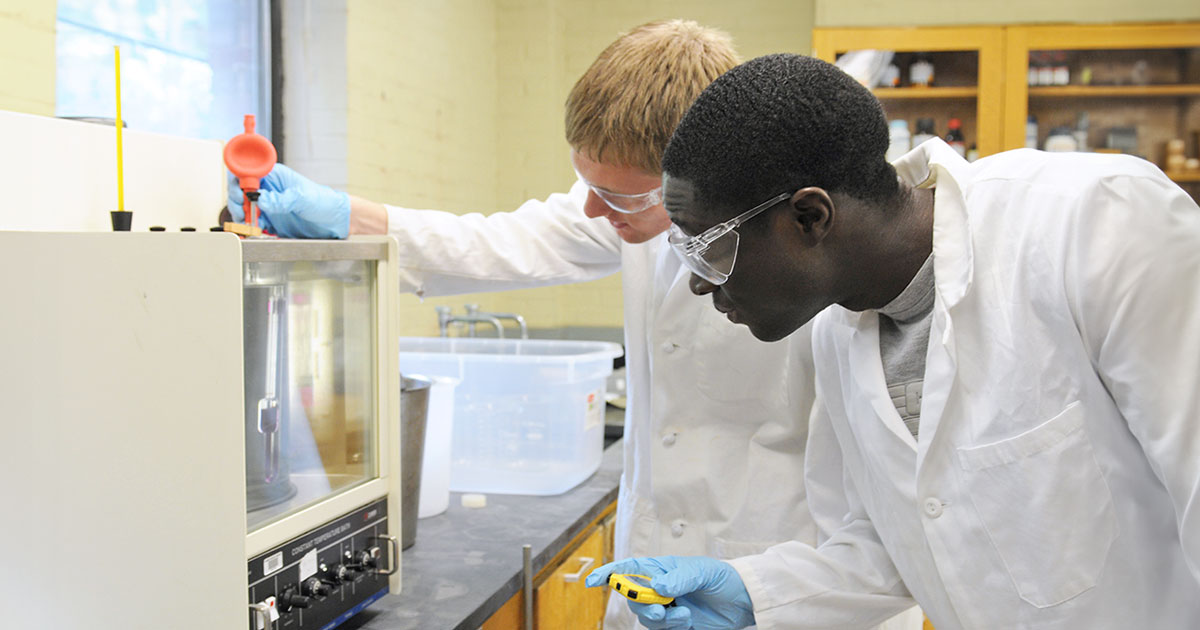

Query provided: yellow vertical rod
[114,45,125,212]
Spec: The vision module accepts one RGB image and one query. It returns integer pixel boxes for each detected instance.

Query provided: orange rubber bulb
[223,114,277,231]
[224,114,277,192]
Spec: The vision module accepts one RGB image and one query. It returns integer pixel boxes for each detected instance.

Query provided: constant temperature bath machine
[1,233,404,630]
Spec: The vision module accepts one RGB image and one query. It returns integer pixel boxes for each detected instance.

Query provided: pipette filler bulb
[223,114,277,231]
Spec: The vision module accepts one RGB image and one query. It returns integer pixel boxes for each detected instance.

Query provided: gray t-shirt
[877,255,935,437]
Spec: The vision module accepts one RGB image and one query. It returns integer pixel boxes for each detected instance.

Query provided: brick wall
[0,2,55,115]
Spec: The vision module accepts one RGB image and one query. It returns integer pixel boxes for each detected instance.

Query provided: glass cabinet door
[813,26,1006,157]
[1004,23,1200,202]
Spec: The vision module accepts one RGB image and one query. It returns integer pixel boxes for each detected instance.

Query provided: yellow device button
[607,573,676,606]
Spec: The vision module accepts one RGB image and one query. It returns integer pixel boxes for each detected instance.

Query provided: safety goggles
[575,170,663,214]
[667,192,791,285]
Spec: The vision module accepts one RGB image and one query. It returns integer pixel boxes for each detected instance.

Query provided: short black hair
[663,53,898,214]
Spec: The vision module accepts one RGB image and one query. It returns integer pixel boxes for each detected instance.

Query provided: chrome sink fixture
[435,304,528,339]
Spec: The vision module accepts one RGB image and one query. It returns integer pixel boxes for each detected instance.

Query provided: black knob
[303,576,331,598]
[346,547,380,572]
[322,562,361,583]
[356,549,378,568]
[277,585,311,613]
[319,561,341,583]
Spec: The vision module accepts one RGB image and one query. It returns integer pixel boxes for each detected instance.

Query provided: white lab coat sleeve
[727,396,915,630]
[382,180,623,296]
[1066,169,1200,584]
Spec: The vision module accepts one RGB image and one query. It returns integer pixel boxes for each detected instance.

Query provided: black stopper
[110,210,133,231]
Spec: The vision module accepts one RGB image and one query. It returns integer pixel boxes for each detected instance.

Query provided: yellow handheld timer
[608,573,676,606]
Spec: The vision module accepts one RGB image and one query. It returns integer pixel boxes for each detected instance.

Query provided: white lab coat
[730,139,1200,629]
[382,182,821,630]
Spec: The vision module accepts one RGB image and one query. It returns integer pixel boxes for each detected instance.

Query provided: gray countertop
[339,439,623,630]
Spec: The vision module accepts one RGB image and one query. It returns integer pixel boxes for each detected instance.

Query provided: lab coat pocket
[956,402,1117,608]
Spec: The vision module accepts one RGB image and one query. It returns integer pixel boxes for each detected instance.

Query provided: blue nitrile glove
[227,163,351,239]
[586,556,755,630]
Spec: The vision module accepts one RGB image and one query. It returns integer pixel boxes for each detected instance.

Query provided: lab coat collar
[895,138,975,311]
[894,139,974,460]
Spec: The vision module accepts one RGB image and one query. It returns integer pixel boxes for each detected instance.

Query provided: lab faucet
[464,304,528,339]
[434,305,529,339]
[436,305,506,339]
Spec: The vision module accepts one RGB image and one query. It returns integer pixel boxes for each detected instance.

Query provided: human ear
[788,187,834,241]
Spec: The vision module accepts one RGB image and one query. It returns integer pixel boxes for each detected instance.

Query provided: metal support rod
[523,543,533,630]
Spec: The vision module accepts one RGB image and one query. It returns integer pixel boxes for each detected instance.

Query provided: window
[56,0,270,142]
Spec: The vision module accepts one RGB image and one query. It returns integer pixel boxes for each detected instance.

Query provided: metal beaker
[400,375,432,549]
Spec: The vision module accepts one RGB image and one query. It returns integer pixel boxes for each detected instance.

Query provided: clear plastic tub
[398,337,623,495]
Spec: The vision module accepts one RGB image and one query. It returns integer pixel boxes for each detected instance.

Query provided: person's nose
[583,191,614,219]
[689,273,718,296]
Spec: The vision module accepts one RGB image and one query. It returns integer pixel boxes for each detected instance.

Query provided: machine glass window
[244,258,378,532]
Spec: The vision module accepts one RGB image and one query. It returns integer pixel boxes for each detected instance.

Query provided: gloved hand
[586,556,755,630]
[227,163,351,239]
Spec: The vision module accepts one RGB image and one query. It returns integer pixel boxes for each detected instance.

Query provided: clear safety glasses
[575,170,663,214]
[667,192,792,285]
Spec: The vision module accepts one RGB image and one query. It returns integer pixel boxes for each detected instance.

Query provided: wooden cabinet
[534,524,608,629]
[1003,23,1200,197]
[813,26,1007,157]
[481,502,615,630]
[814,23,1200,199]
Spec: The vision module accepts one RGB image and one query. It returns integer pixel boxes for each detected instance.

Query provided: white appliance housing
[0,232,402,629]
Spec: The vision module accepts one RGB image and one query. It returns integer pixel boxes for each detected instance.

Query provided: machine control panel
[248,498,393,629]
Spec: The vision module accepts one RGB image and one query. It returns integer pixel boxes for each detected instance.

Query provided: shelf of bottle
[871,86,978,100]
[1028,84,1200,98]
[1167,171,1200,183]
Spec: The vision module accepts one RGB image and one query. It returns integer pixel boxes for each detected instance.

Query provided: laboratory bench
[339,438,623,630]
